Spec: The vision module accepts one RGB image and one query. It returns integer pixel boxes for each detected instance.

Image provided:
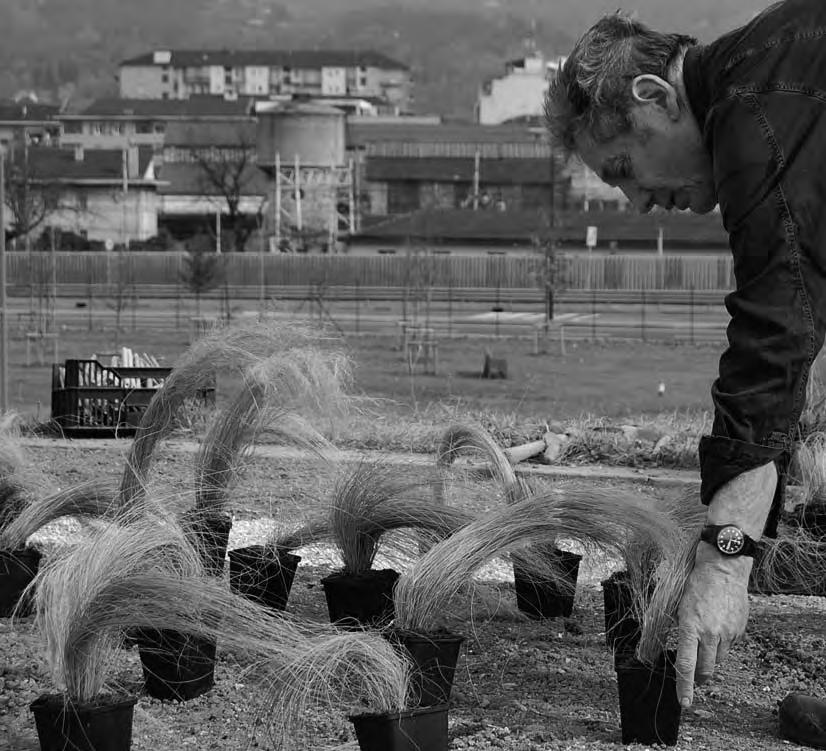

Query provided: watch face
[717,525,745,555]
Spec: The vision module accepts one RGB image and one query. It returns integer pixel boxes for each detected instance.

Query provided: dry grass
[28,508,414,749]
[0,415,26,533]
[26,507,202,702]
[119,319,340,509]
[618,487,707,665]
[257,631,412,749]
[0,480,118,550]
[393,486,674,634]
[750,532,826,596]
[195,348,350,514]
[273,459,471,574]
[436,423,520,501]
[791,431,826,506]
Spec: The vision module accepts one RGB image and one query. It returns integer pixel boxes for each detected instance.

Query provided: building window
[136,122,152,134]
[162,92,169,100]
[161,73,169,83]
[63,121,82,134]
[78,194,88,211]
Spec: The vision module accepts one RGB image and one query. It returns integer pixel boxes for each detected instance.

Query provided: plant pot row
[30,691,451,751]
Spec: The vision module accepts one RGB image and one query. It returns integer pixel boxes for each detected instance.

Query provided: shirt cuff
[698,435,789,538]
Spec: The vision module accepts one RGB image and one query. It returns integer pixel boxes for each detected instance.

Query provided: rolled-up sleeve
[701,91,826,535]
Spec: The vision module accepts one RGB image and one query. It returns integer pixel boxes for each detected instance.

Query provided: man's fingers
[675,628,699,708]
[695,637,719,685]
[716,639,732,668]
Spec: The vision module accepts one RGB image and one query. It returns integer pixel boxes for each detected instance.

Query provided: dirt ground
[2,439,825,751]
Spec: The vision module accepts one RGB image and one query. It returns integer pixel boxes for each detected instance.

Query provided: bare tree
[530,209,569,327]
[186,127,266,253]
[180,232,225,316]
[3,146,65,244]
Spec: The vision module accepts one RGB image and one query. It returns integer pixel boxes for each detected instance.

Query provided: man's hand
[675,543,753,707]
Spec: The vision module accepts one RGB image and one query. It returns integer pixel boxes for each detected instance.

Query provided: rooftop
[120,49,409,71]
[68,97,256,119]
[355,208,729,246]
[348,121,546,148]
[21,147,154,182]
[157,162,269,196]
[365,156,555,185]
[163,120,258,148]
[0,99,60,123]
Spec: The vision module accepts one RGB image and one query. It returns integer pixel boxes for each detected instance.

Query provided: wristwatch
[700,524,757,557]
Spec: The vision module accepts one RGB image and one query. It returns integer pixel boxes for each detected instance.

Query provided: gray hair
[545,13,696,153]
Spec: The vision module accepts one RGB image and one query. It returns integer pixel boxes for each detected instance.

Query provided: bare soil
[2,440,825,751]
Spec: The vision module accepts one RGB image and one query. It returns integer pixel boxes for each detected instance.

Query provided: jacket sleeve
[700,90,826,535]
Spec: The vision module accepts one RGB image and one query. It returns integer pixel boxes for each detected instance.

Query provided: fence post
[447,277,453,338]
[641,288,647,342]
[690,284,695,345]
[591,288,596,340]
[355,275,360,336]
[87,274,93,332]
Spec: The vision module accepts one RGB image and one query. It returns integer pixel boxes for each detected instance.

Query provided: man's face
[575,100,716,214]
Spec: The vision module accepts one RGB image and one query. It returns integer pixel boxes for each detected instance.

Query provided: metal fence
[5,251,735,293]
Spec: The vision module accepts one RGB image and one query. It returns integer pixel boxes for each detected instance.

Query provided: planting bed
[2,441,826,751]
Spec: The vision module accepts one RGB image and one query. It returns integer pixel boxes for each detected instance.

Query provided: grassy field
[8,321,721,423]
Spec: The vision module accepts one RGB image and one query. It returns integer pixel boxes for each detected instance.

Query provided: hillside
[0,0,772,117]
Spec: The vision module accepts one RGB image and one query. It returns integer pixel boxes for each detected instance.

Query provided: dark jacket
[683,0,826,532]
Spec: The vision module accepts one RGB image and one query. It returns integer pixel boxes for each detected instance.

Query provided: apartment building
[475,53,565,125]
[118,50,412,114]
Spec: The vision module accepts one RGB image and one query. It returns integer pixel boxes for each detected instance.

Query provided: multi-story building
[12,146,160,244]
[475,53,565,125]
[58,97,255,152]
[118,50,412,114]
[0,98,61,150]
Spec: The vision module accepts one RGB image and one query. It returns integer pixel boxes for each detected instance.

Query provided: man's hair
[545,13,696,152]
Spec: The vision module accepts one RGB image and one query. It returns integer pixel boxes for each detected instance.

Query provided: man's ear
[631,74,680,120]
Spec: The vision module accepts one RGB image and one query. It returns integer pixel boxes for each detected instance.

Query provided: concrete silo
[256,102,354,252]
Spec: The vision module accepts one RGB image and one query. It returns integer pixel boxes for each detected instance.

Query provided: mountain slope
[0,0,773,116]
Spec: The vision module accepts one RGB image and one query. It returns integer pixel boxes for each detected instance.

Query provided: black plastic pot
[181,509,232,576]
[30,693,137,751]
[601,571,641,659]
[513,549,582,619]
[615,650,681,746]
[321,568,399,629]
[0,546,41,617]
[135,629,217,701]
[350,704,449,751]
[228,546,301,611]
[387,629,464,707]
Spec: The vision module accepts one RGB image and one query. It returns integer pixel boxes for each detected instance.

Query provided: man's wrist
[705,462,777,539]
[695,540,754,575]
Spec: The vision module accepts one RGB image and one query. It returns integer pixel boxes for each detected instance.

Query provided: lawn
[6,319,721,430]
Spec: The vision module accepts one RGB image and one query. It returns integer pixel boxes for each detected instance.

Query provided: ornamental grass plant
[393,486,675,634]
[119,319,339,509]
[620,488,707,666]
[27,508,416,749]
[0,481,119,551]
[194,347,350,515]
[749,530,826,596]
[273,459,472,575]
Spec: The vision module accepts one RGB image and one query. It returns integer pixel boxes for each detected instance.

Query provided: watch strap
[700,524,757,557]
